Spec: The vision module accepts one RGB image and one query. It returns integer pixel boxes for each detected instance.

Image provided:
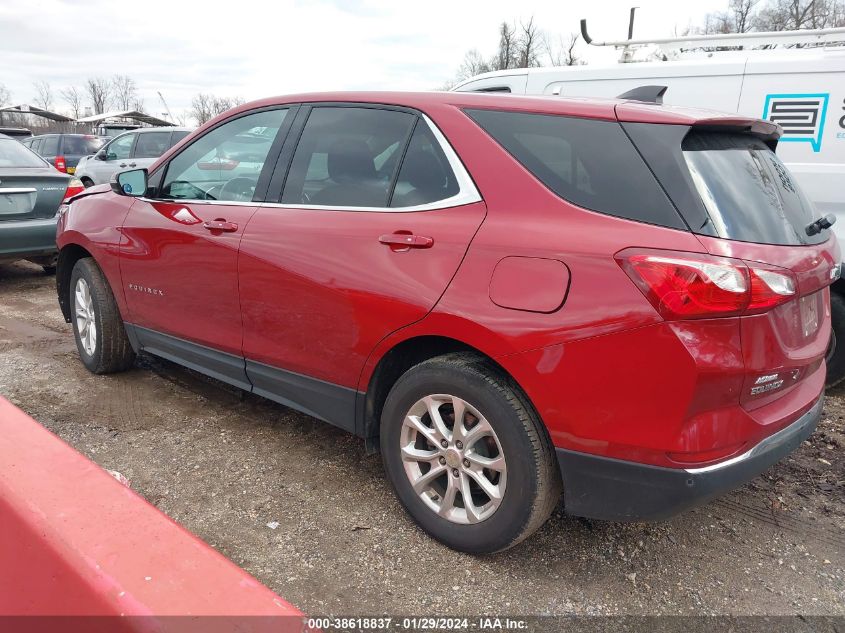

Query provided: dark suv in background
[22,134,107,174]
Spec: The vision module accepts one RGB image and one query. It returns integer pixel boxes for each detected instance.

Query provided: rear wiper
[806,214,836,237]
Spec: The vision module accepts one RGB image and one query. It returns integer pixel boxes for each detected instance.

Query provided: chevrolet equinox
[55,92,839,553]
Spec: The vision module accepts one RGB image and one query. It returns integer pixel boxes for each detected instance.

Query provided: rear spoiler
[614,89,782,146]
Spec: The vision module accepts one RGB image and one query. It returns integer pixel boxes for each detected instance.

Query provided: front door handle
[379,233,434,250]
[128,162,137,168]
[203,219,239,232]
[119,163,127,168]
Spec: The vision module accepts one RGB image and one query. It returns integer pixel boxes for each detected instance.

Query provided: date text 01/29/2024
[305,616,529,630]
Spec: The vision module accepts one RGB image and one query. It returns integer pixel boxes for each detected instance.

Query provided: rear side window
[682,132,826,245]
[134,132,172,158]
[390,122,459,208]
[281,107,416,207]
[40,136,59,155]
[465,109,684,229]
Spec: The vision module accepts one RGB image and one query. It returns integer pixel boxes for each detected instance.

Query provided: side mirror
[95,149,108,160]
[111,169,148,197]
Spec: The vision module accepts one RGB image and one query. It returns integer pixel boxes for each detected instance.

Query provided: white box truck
[454,27,845,385]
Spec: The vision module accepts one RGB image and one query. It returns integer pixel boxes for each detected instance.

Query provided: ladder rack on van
[580,19,845,61]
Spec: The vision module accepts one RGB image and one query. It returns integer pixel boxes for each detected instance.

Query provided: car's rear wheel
[380,353,561,553]
[70,258,135,374]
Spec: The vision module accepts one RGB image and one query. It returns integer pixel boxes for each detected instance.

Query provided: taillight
[54,156,67,173]
[616,248,796,320]
[63,178,85,202]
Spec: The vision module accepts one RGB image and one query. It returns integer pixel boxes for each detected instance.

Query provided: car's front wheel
[70,258,136,374]
[380,353,561,553]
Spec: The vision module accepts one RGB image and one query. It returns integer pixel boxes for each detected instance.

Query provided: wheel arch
[360,334,542,448]
[56,243,94,323]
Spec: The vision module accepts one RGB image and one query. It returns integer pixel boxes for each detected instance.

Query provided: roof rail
[616,85,668,104]
[580,19,845,56]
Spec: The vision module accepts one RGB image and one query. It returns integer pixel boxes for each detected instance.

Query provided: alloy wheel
[400,394,507,524]
[74,277,97,356]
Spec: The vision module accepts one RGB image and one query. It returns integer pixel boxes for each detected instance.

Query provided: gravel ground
[0,260,843,616]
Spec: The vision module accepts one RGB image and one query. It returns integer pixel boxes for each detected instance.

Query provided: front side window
[106,134,135,160]
[134,132,172,159]
[160,109,288,202]
[281,107,416,207]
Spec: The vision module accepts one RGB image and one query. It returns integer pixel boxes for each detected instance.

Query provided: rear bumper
[558,395,823,522]
[0,216,58,259]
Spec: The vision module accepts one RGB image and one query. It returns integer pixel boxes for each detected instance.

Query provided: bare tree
[516,16,543,68]
[0,83,11,125]
[755,0,845,30]
[190,93,214,125]
[547,33,583,66]
[60,86,83,119]
[33,80,53,111]
[111,75,138,111]
[85,77,112,115]
[495,22,518,70]
[190,93,245,125]
[456,50,494,82]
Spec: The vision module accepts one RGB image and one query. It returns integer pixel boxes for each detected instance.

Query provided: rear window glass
[40,136,59,155]
[465,109,683,229]
[682,132,826,246]
[0,138,47,167]
[61,136,105,155]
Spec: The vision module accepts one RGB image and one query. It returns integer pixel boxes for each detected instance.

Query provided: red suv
[55,92,839,553]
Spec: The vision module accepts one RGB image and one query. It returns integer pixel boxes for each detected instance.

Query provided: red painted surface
[56,91,837,475]
[489,257,570,313]
[0,398,302,627]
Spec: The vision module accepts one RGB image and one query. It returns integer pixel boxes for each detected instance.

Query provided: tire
[81,177,95,188]
[380,353,561,553]
[69,258,135,374]
[825,291,845,388]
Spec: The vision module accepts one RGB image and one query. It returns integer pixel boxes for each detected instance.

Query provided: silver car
[75,126,192,187]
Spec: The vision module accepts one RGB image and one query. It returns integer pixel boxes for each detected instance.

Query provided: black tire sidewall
[826,291,845,388]
[69,261,104,373]
[381,362,543,553]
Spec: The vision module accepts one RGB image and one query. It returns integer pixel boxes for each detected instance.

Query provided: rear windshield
[682,132,826,246]
[0,138,47,168]
[62,136,106,155]
[465,109,684,230]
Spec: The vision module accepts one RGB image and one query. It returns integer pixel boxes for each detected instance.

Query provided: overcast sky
[0,0,727,123]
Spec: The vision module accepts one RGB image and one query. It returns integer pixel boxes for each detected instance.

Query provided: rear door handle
[379,233,434,249]
[203,219,239,232]
[119,163,127,168]
[128,162,137,168]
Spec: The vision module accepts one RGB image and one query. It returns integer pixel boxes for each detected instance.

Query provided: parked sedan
[0,134,83,272]
[55,92,838,552]
[75,127,191,188]
[21,134,107,175]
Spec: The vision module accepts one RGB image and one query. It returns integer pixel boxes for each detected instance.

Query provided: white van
[454,44,845,384]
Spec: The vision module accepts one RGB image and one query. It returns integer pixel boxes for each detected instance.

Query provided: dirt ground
[0,259,843,616]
